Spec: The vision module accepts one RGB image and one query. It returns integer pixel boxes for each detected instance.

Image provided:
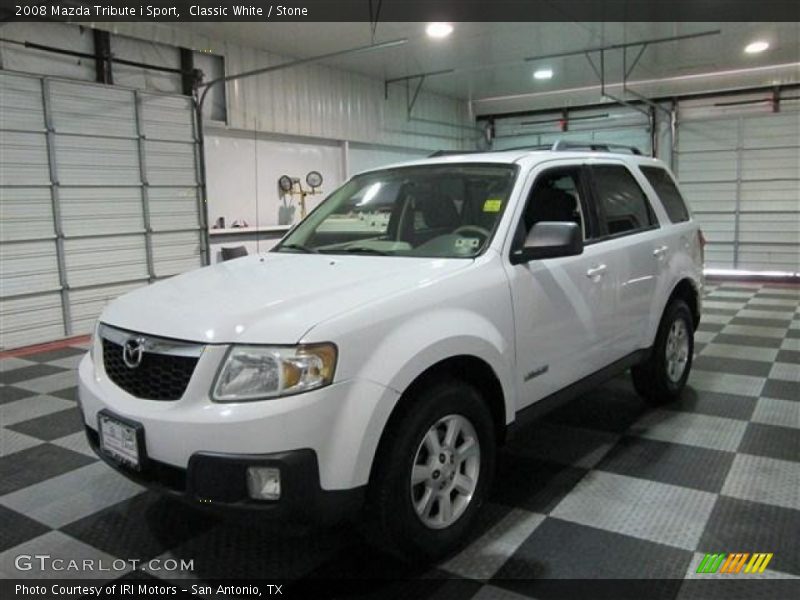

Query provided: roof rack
[550,140,642,155]
[491,144,552,152]
[500,141,642,155]
[428,140,643,159]
[427,150,485,157]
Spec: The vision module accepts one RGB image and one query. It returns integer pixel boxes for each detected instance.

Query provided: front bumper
[84,425,363,523]
[77,351,400,495]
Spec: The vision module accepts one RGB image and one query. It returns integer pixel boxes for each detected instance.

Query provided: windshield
[274,164,518,258]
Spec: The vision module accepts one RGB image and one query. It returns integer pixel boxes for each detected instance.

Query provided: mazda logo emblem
[122,337,146,369]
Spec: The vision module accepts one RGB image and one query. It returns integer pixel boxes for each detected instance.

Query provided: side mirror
[510,221,583,264]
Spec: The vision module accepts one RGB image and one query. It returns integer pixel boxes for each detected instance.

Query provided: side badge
[524,365,549,382]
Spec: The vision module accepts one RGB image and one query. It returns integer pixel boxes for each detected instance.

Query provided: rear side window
[591,165,657,236]
[640,166,690,223]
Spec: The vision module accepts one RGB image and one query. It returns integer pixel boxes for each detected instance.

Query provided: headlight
[212,343,337,402]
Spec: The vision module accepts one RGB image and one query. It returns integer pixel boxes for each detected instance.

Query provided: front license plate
[98,413,141,469]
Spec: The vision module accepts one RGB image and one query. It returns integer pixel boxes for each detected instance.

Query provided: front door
[505,163,618,409]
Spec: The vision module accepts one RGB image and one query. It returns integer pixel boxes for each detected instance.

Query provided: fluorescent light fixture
[533,68,554,80]
[744,40,769,54]
[426,22,453,39]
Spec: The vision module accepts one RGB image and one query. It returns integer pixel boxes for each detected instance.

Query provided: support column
[41,79,72,336]
[133,90,156,281]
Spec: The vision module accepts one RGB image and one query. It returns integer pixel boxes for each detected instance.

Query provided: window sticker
[455,237,481,250]
[483,199,503,213]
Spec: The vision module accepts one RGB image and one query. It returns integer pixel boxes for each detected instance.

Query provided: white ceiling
[181,21,800,102]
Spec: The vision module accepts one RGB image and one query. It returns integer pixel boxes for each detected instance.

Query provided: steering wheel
[452,225,491,240]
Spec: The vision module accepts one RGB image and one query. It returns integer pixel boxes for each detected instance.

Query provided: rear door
[586,161,663,356]
[638,164,702,328]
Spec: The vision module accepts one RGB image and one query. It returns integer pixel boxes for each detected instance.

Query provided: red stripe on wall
[0,335,91,360]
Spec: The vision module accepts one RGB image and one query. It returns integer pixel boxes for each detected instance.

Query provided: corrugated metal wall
[675,93,800,272]
[0,71,205,349]
[90,22,473,151]
[222,42,471,149]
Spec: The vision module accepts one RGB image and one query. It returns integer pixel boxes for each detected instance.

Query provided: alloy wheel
[410,414,480,529]
[665,318,690,383]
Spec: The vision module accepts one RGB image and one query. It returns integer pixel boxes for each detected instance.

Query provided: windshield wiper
[343,246,389,255]
[279,243,318,254]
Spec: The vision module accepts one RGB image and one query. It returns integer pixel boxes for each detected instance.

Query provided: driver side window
[514,167,594,249]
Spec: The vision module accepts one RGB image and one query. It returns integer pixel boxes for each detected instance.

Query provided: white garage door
[675,94,800,272]
[0,72,206,349]
[491,105,654,156]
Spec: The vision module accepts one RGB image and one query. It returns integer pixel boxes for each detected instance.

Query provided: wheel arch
[667,277,701,330]
[367,354,507,484]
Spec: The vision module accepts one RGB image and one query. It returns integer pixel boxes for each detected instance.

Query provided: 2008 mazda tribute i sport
[79,143,703,560]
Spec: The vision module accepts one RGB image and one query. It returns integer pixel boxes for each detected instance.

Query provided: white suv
[78,142,703,560]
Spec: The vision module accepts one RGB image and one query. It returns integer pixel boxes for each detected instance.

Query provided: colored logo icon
[696,553,773,574]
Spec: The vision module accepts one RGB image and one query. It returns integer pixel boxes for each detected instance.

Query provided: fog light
[246,467,281,500]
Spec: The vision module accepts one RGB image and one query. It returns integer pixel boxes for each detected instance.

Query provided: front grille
[102,338,198,401]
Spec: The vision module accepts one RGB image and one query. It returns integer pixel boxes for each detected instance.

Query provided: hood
[100,253,472,344]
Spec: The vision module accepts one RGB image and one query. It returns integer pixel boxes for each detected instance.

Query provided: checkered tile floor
[1,281,798,598]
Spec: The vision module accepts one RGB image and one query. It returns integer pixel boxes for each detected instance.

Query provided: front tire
[632,299,694,404]
[363,379,496,562]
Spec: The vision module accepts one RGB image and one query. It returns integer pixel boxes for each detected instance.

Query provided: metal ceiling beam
[624,44,648,80]
[535,30,723,121]
[475,83,800,122]
[407,74,427,117]
[584,48,649,117]
[384,29,722,115]
[385,68,456,99]
[368,0,384,42]
[603,89,651,117]
[523,29,721,63]
[534,30,722,121]
[199,37,408,88]
[386,68,484,131]
[197,37,408,109]
[386,69,456,118]
[385,68,456,85]
[0,37,186,74]
[620,42,674,117]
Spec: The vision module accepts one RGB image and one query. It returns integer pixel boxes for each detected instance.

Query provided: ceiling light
[533,68,553,80]
[426,23,453,39]
[744,40,769,54]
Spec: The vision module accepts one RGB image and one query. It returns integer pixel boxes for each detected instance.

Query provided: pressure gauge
[278,175,293,193]
[306,170,323,189]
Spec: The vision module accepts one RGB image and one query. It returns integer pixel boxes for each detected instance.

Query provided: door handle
[586,264,607,279]
[653,245,669,258]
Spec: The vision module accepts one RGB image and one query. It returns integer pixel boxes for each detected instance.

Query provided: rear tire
[362,378,496,562]
[632,299,694,404]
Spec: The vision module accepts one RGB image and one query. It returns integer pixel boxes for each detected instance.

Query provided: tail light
[697,229,706,264]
